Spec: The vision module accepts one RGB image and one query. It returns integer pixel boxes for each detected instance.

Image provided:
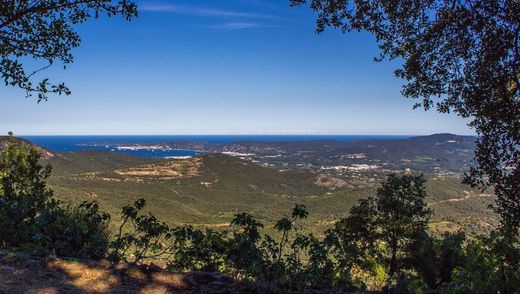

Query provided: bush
[409,232,466,290]
[168,204,354,290]
[0,135,54,247]
[33,201,111,259]
[440,240,497,293]
[440,234,520,293]
[168,226,229,273]
[0,136,110,259]
[108,198,175,264]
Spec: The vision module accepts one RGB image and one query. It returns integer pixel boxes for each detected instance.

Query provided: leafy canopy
[0,0,137,101]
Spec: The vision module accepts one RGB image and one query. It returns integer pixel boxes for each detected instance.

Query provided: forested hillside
[41,147,494,236]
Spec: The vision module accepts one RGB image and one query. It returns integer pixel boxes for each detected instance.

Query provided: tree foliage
[0,134,54,246]
[167,204,344,288]
[0,0,137,101]
[108,198,175,264]
[35,200,111,259]
[329,174,432,288]
[290,0,520,236]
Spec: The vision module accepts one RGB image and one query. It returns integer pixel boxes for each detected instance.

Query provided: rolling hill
[1,135,495,235]
[44,150,494,236]
[0,136,55,159]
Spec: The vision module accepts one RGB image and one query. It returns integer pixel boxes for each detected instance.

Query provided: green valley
[44,149,496,237]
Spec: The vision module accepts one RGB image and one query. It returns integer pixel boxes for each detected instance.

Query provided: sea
[22,135,411,158]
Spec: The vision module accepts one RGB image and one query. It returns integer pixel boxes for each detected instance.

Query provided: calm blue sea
[22,135,411,158]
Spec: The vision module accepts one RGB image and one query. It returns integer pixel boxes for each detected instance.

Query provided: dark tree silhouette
[0,0,137,101]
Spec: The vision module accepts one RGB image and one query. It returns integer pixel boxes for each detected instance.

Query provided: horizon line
[15,133,474,137]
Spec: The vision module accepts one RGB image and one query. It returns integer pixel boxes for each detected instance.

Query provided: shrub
[108,198,175,264]
[168,226,229,273]
[168,204,354,289]
[440,240,497,293]
[0,135,54,247]
[411,232,466,290]
[440,233,520,293]
[0,136,110,259]
[33,201,111,259]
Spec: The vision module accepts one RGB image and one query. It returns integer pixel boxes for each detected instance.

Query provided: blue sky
[0,0,473,135]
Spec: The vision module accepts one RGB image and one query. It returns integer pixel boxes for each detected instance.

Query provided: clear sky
[0,0,473,136]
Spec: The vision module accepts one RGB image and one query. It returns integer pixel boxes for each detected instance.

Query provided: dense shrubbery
[35,201,111,259]
[0,135,110,259]
[0,135,54,247]
[1,137,519,291]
